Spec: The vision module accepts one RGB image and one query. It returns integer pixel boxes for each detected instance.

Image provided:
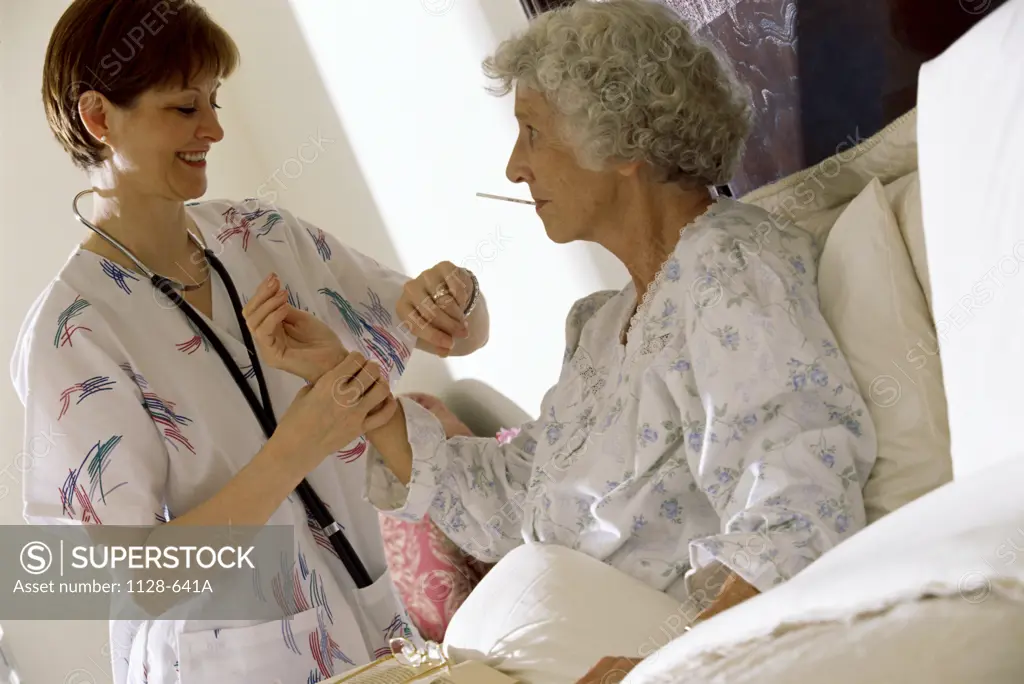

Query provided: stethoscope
[72,189,374,589]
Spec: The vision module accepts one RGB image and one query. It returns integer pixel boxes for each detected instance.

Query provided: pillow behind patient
[816,178,952,522]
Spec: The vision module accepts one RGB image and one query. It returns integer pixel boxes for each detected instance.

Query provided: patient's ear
[615,160,644,177]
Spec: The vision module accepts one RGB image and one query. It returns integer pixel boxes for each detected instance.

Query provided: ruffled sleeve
[364,290,618,562]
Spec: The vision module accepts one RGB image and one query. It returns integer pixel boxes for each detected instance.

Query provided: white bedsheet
[443,543,683,684]
[917,0,1024,480]
[625,453,1024,682]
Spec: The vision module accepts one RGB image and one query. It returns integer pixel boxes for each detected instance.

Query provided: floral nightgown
[369,198,878,601]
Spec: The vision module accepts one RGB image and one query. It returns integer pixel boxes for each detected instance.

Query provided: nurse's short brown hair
[42,0,240,170]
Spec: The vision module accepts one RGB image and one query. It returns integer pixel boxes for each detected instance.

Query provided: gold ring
[431,286,449,302]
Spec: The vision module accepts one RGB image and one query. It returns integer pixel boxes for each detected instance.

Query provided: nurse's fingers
[327,352,373,408]
[333,351,369,379]
[364,395,398,432]
[421,266,469,322]
[412,278,466,338]
[413,337,453,359]
[243,273,281,317]
[337,361,391,412]
[353,362,389,401]
[398,281,465,346]
[245,289,289,333]
[356,373,393,413]
[253,305,290,350]
[397,304,454,356]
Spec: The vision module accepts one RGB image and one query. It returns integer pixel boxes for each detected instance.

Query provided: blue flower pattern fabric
[367,198,877,597]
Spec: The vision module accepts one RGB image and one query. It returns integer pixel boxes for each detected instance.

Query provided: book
[324,657,518,684]
[323,640,518,684]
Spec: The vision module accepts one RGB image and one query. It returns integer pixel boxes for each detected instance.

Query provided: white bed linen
[628,590,1024,684]
[443,543,682,684]
[917,0,1024,480]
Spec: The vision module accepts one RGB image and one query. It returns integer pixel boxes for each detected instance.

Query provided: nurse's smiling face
[87,73,225,202]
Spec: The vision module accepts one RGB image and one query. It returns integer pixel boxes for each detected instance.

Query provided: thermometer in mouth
[476,192,536,205]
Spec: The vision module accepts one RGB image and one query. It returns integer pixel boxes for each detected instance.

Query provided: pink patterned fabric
[379,513,492,642]
[496,427,521,444]
[380,393,496,642]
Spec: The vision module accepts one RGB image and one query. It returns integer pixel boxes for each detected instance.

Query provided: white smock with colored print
[11,198,420,684]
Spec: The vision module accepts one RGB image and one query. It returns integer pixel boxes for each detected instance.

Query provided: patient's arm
[364,400,416,485]
[364,390,547,563]
[666,230,877,595]
[402,392,475,437]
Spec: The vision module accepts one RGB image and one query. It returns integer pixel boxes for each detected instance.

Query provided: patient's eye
[527,125,538,144]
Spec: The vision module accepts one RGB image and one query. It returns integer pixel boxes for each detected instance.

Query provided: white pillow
[917,0,1024,479]
[883,172,932,313]
[817,178,951,522]
[443,543,682,684]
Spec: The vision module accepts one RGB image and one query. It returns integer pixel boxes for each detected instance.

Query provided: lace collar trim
[622,198,734,342]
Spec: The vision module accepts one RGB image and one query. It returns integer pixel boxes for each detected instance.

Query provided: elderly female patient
[249,0,877,645]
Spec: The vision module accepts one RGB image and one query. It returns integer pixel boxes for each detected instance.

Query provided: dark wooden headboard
[520,0,1009,195]
[686,0,1009,195]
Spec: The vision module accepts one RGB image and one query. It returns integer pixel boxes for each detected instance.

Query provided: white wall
[0,1,627,681]
[0,2,271,681]
[280,0,627,410]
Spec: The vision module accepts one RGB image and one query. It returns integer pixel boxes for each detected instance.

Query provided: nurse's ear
[78,90,114,151]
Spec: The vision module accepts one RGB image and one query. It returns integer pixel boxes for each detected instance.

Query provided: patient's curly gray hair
[482,0,752,187]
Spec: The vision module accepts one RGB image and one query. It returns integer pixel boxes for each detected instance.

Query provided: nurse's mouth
[177,151,208,167]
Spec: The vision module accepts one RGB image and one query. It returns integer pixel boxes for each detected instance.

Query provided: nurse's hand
[397,262,473,357]
[243,273,345,384]
[275,352,398,472]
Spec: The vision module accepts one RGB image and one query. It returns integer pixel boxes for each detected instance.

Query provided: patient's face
[506,86,621,244]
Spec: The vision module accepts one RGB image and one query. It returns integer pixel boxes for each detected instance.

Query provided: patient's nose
[506,147,533,185]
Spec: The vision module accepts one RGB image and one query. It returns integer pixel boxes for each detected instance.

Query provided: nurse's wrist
[306,345,350,384]
[256,433,308,486]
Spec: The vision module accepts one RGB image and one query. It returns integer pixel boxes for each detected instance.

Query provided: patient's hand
[692,571,760,624]
[401,392,474,438]
[575,656,644,684]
